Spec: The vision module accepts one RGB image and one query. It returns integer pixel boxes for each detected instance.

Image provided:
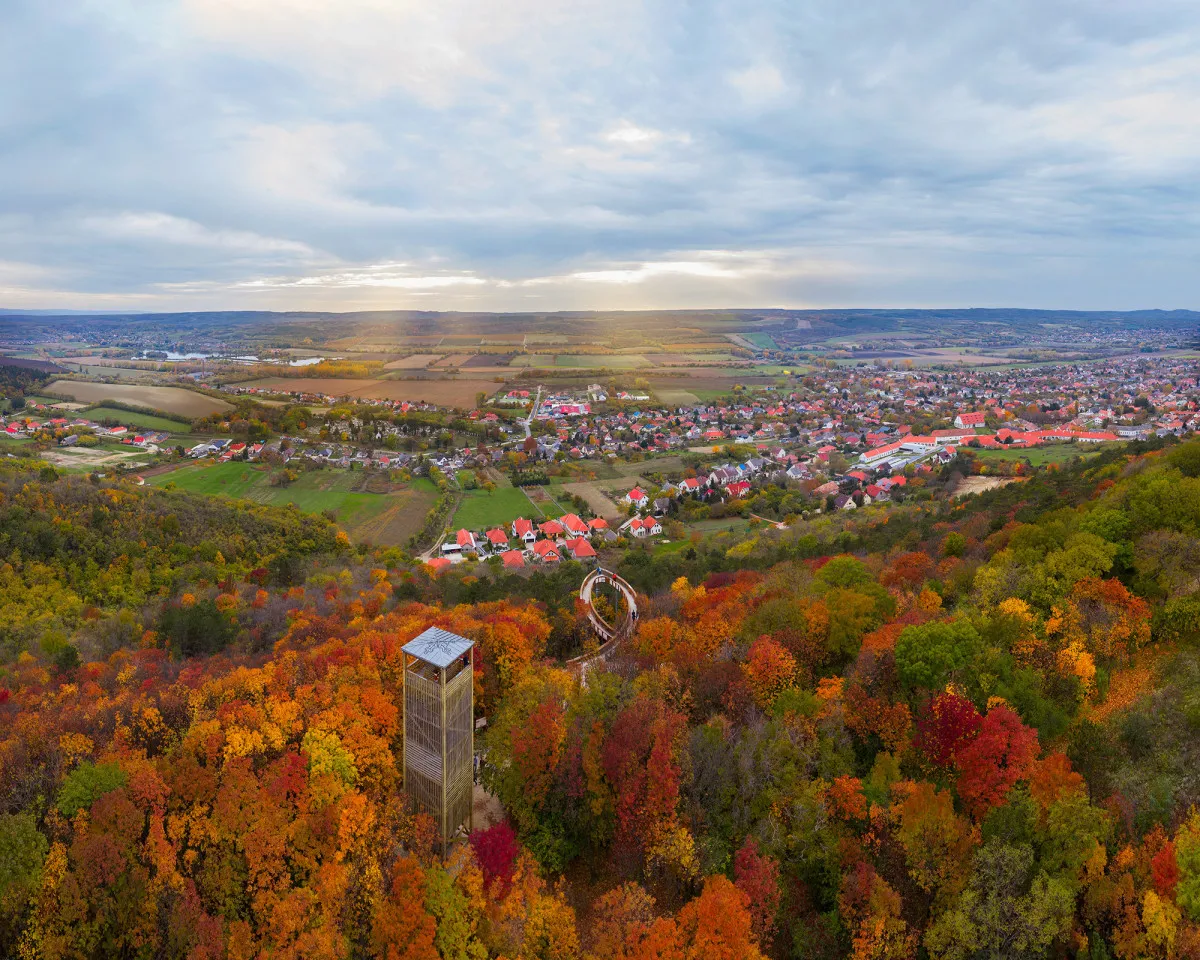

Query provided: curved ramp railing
[567,567,639,681]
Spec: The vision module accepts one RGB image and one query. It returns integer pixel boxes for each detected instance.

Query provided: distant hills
[1,307,1197,349]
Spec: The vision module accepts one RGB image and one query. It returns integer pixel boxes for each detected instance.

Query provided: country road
[520,386,542,439]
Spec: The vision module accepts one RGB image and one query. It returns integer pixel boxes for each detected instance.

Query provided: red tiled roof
[565,537,596,558]
[561,513,589,534]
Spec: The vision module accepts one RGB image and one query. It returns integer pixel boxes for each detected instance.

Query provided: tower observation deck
[402,627,475,851]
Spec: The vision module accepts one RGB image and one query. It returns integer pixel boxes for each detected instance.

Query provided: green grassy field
[688,517,753,534]
[22,396,72,407]
[970,442,1105,465]
[687,387,739,401]
[740,333,778,349]
[450,486,564,529]
[654,388,701,405]
[148,461,437,545]
[83,406,193,432]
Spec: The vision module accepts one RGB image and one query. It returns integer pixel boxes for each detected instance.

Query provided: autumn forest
[3,440,1200,960]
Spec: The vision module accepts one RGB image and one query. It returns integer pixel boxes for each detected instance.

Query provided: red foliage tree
[1151,841,1180,899]
[913,691,983,768]
[470,821,521,894]
[601,696,687,855]
[881,552,934,591]
[954,705,1039,819]
[733,837,782,950]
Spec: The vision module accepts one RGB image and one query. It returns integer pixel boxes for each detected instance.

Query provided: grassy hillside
[150,461,436,546]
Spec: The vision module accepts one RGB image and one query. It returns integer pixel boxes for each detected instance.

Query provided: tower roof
[402,627,473,669]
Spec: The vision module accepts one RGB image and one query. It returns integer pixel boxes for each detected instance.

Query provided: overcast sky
[3,0,1200,312]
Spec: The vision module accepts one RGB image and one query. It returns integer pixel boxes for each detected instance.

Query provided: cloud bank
[3,0,1200,311]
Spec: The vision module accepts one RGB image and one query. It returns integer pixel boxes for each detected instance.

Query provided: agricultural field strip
[44,380,233,417]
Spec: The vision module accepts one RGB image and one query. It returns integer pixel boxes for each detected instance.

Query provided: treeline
[248,359,385,378]
[191,399,316,439]
[0,363,53,405]
[0,458,346,663]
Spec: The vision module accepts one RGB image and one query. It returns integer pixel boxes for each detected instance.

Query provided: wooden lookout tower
[402,627,475,850]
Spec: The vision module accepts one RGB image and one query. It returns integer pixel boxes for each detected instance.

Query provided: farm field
[657,388,700,403]
[54,364,172,380]
[82,406,193,432]
[383,354,443,369]
[45,381,233,417]
[969,442,1106,465]
[354,379,502,406]
[240,377,496,408]
[557,481,623,519]
[34,445,153,470]
[651,353,745,365]
[646,375,774,398]
[148,462,437,546]
[509,354,649,369]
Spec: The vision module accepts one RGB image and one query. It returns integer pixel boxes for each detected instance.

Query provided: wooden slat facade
[402,639,474,849]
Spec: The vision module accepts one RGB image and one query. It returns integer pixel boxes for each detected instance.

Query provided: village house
[511,517,537,544]
[621,515,663,538]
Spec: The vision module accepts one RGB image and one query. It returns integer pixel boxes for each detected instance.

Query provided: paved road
[520,386,542,440]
